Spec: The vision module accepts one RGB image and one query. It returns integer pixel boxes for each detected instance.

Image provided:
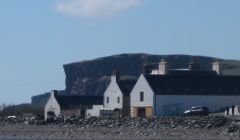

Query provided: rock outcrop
[63,53,217,96]
[31,53,240,105]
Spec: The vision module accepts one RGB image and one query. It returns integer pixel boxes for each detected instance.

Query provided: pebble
[1,115,232,134]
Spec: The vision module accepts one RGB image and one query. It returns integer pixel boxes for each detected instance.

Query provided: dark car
[184,106,209,116]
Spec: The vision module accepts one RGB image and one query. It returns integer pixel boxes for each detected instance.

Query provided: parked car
[7,115,16,119]
[184,106,209,116]
[5,115,17,122]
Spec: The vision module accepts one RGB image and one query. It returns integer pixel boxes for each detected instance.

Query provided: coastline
[0,115,239,140]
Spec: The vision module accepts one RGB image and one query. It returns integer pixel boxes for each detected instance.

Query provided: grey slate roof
[117,80,136,96]
[55,95,103,109]
[145,74,240,96]
[168,70,218,76]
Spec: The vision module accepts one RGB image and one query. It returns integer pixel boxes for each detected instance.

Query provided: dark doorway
[138,108,146,117]
[47,111,56,117]
[113,109,121,118]
[46,111,56,122]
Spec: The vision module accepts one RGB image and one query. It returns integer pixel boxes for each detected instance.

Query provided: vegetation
[0,103,43,117]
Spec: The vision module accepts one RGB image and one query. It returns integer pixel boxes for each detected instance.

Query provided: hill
[31,53,240,106]
[64,53,218,96]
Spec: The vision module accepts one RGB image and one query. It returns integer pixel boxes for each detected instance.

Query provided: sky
[0,0,240,104]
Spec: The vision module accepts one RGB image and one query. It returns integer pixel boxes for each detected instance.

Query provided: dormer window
[140,91,144,102]
[117,97,120,103]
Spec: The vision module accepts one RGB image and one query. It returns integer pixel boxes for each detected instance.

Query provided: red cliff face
[63,53,217,96]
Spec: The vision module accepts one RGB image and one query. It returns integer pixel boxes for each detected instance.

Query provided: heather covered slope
[63,53,219,96]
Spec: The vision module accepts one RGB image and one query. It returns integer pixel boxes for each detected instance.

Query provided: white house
[44,90,103,120]
[100,71,136,117]
[44,90,61,121]
[103,71,123,111]
[131,60,240,117]
[130,74,154,117]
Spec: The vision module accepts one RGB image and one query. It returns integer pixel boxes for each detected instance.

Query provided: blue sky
[0,0,240,104]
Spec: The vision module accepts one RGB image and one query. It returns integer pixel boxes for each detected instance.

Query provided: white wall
[86,105,103,117]
[103,76,123,109]
[130,74,154,110]
[224,106,240,116]
[44,91,61,121]
[155,95,240,116]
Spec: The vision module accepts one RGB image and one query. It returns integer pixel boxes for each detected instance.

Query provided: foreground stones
[1,115,240,139]
[1,115,227,129]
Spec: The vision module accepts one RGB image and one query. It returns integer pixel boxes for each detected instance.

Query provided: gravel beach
[0,115,240,140]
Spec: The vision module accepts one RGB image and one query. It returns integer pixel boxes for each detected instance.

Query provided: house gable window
[140,91,144,102]
[106,97,109,104]
[117,97,120,103]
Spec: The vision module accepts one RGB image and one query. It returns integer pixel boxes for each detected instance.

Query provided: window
[140,91,144,102]
[117,97,120,103]
[106,97,109,104]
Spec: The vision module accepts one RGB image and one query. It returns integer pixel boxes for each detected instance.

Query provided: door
[113,109,121,118]
[138,108,146,117]
[80,109,86,117]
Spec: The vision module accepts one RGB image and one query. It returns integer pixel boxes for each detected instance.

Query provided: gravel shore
[0,116,240,140]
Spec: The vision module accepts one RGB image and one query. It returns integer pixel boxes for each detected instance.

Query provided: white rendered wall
[151,70,160,75]
[86,105,103,117]
[44,91,61,121]
[130,74,154,115]
[224,106,240,116]
[155,95,240,116]
[103,76,123,110]
[212,62,221,75]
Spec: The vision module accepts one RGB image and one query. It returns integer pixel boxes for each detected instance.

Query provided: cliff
[31,53,240,106]
[63,53,219,96]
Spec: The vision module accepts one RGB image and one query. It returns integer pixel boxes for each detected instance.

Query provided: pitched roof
[145,74,240,96]
[117,79,136,96]
[55,95,103,109]
[168,70,218,76]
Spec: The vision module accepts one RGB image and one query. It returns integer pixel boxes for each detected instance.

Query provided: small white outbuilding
[44,90,60,121]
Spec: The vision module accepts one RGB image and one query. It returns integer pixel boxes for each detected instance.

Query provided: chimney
[50,90,58,98]
[158,59,168,75]
[143,63,150,75]
[111,70,120,83]
[212,60,222,75]
[188,58,201,71]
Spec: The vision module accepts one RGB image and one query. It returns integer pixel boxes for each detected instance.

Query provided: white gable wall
[155,95,240,116]
[104,77,123,110]
[130,74,155,115]
[44,91,61,121]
